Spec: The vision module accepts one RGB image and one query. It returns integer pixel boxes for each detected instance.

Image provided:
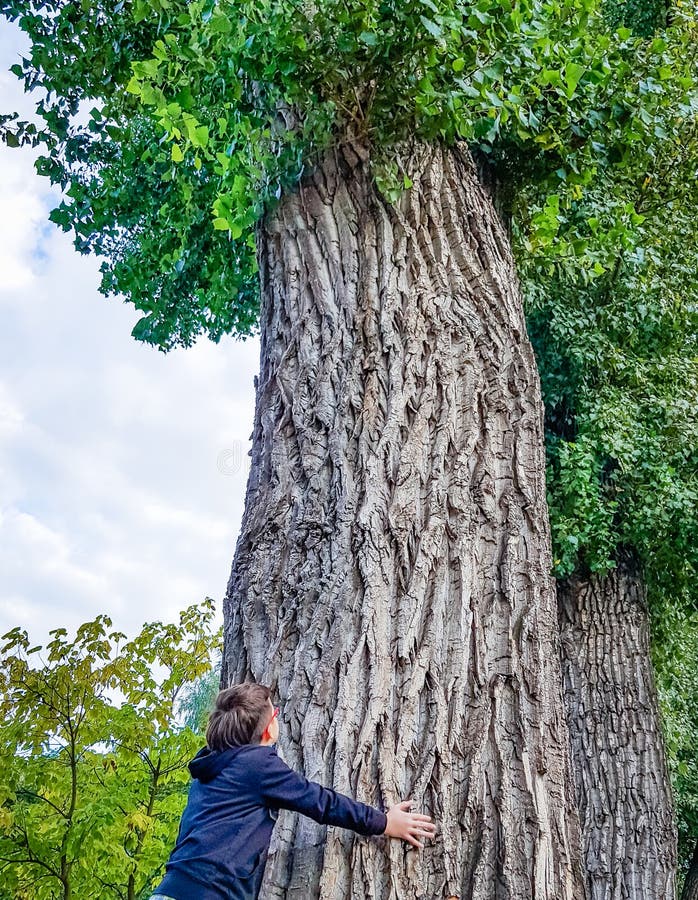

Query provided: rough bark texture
[222,140,583,900]
[682,839,698,900]
[559,556,677,900]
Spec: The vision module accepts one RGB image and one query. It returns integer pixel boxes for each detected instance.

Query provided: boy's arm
[259,749,387,837]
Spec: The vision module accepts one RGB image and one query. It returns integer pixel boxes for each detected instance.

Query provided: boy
[152,683,436,900]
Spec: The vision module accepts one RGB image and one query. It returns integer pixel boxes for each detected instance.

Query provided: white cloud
[0,27,58,295]
[3,508,110,594]
[0,24,261,646]
[0,138,51,293]
[0,381,24,438]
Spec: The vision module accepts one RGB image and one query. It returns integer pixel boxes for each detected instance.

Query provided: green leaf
[193,125,209,148]
[420,16,442,38]
[565,63,586,99]
[209,11,232,34]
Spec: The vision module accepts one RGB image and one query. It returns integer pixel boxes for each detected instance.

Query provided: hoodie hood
[189,745,246,783]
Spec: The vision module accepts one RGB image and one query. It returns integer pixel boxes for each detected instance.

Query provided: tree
[0,601,220,900]
[221,138,586,898]
[556,560,677,899]
[515,7,698,890]
[3,0,697,897]
[177,658,222,734]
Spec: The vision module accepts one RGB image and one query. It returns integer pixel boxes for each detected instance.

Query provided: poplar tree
[512,4,698,892]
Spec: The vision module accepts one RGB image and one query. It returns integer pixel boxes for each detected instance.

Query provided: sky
[0,24,259,645]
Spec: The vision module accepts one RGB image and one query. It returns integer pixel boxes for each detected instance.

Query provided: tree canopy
[519,116,698,594]
[2,0,696,347]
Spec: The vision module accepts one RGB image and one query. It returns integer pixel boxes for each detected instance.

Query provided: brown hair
[206,683,272,751]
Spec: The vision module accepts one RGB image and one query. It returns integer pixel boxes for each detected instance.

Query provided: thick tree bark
[682,838,698,900]
[558,555,677,900]
[222,140,583,899]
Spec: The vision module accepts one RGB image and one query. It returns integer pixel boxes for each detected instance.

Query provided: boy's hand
[384,800,436,849]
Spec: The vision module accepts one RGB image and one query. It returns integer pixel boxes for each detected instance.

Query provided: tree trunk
[682,838,698,900]
[558,555,677,900]
[222,140,583,900]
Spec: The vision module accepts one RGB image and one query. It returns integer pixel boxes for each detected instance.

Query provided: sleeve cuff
[371,809,388,836]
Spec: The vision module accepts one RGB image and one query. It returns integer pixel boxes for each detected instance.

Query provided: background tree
[178,657,221,733]
[3,1,697,897]
[0,601,220,900]
[652,603,698,898]
[512,2,698,889]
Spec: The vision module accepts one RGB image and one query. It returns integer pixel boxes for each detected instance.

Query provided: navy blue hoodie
[153,744,387,900]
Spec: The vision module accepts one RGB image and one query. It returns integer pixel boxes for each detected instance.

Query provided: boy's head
[206,683,278,751]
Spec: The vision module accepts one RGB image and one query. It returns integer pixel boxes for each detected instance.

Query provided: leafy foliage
[519,91,698,596]
[2,0,696,347]
[177,659,221,734]
[652,600,698,892]
[0,602,220,900]
[606,0,669,38]
[512,2,698,876]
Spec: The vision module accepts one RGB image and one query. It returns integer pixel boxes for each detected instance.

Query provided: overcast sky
[0,25,259,645]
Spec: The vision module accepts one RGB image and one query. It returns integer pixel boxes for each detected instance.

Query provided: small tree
[0,601,220,900]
